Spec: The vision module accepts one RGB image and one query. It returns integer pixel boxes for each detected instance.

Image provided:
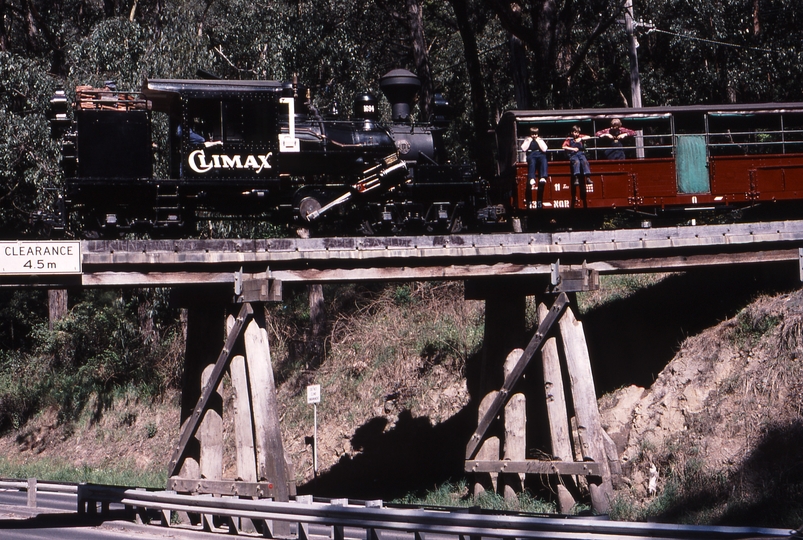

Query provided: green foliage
[0,290,48,349]
[0,289,183,431]
[66,7,212,88]
[728,306,781,348]
[0,53,62,238]
[393,285,416,306]
[393,479,557,513]
[0,455,166,488]
[635,0,803,105]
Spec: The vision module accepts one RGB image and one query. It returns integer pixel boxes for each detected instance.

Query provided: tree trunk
[48,289,68,330]
[509,34,532,109]
[309,284,325,338]
[448,0,496,180]
[406,0,433,120]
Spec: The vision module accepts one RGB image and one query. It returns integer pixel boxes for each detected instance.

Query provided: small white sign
[0,241,81,275]
[307,384,321,404]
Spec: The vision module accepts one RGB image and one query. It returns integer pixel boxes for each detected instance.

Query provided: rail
[0,479,798,538]
[74,484,797,539]
[0,478,77,508]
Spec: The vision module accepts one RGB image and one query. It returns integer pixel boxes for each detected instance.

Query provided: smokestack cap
[379,69,421,122]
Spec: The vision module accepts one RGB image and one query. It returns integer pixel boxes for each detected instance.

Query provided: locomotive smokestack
[379,69,420,122]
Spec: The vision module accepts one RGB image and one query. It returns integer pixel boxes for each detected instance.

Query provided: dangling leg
[581,154,592,185]
[537,154,548,185]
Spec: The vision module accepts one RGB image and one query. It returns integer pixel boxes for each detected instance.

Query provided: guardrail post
[297,495,313,540]
[331,498,348,540]
[200,494,217,532]
[26,478,36,508]
[77,483,95,515]
[159,491,174,527]
[133,487,147,524]
[365,500,383,540]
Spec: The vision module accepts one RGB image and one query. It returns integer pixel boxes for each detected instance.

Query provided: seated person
[177,123,205,145]
[595,118,636,159]
[520,126,548,184]
[563,125,592,186]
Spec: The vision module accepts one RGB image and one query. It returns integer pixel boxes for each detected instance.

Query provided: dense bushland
[0,288,183,431]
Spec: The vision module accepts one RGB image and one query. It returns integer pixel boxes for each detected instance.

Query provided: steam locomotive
[48,67,803,238]
[48,69,487,237]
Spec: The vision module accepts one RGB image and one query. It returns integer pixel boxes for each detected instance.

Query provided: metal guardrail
[74,484,799,540]
[1,479,798,539]
[0,479,78,493]
[0,478,77,509]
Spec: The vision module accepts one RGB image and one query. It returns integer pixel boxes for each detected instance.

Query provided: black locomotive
[48,69,488,237]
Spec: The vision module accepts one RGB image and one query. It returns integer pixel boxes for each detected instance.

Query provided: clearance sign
[0,241,81,274]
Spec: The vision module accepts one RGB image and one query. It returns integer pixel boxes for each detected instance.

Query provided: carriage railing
[516,133,675,163]
[707,127,803,155]
[516,128,803,163]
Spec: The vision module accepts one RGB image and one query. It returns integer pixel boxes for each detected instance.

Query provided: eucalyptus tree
[634,0,803,105]
[0,54,59,237]
[479,0,630,108]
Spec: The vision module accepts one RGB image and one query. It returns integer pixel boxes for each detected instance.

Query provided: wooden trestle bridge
[2,219,803,522]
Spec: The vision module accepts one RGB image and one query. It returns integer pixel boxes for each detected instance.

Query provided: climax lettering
[188,150,273,174]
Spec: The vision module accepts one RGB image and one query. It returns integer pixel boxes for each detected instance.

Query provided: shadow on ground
[583,262,801,395]
[299,407,476,500]
[654,420,803,528]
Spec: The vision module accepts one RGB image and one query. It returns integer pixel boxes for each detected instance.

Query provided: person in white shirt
[520,126,549,185]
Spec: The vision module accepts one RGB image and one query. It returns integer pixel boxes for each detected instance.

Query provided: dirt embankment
[599,289,803,525]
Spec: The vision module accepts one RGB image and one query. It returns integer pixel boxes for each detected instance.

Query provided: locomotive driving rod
[304,154,408,221]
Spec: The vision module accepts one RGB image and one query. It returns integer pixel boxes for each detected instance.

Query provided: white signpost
[307,384,321,476]
[0,241,81,275]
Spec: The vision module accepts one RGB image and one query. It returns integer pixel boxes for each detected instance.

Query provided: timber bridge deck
[2,219,803,289]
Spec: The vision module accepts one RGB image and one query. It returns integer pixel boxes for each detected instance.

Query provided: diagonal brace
[465,292,570,460]
[168,302,254,477]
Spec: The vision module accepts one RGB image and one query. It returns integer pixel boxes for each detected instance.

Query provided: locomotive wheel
[298,196,322,222]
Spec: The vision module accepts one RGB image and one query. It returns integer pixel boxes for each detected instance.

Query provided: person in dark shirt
[595,118,637,160]
[562,125,592,186]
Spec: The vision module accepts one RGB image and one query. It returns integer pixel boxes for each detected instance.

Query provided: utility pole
[624,0,642,108]
[624,0,645,158]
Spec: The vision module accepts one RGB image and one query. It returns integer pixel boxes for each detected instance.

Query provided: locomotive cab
[143,79,286,184]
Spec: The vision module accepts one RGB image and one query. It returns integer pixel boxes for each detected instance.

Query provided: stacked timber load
[75,86,151,111]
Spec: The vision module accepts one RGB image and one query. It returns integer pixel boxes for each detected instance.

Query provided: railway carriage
[497,104,803,228]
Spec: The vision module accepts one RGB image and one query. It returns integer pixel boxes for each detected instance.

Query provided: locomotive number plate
[1,241,81,275]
